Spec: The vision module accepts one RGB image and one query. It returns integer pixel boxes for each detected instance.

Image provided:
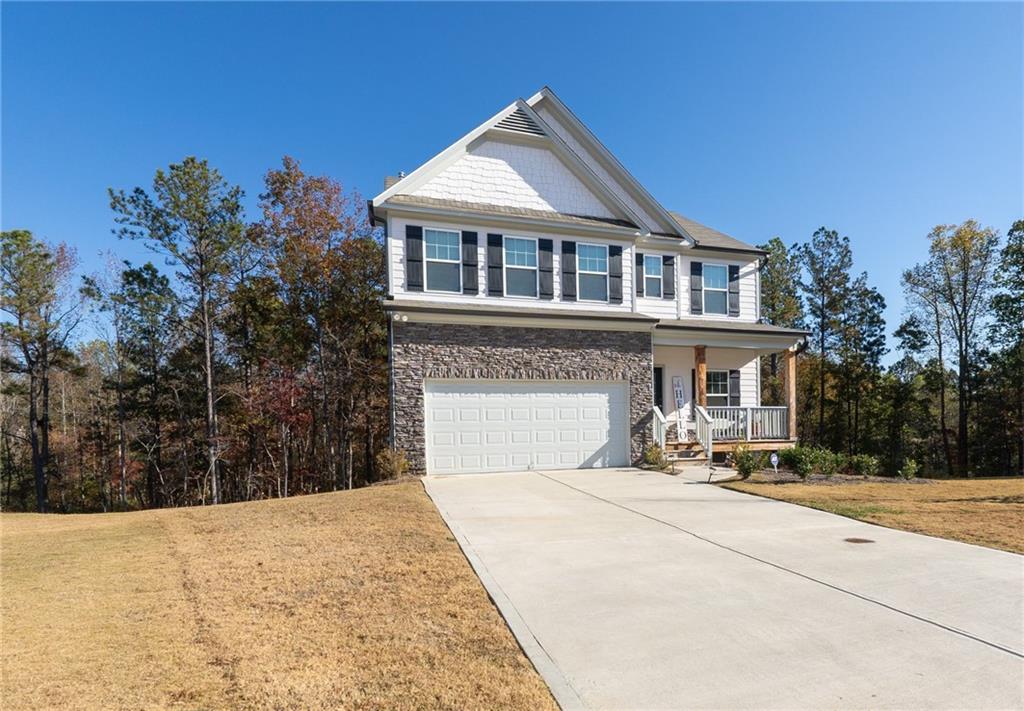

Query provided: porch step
[665,445,707,465]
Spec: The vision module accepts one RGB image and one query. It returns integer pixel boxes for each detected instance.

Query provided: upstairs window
[577,244,608,302]
[703,264,728,315]
[424,229,461,293]
[706,370,730,407]
[504,237,538,298]
[644,255,663,298]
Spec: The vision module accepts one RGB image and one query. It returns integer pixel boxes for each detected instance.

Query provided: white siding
[388,214,633,312]
[390,214,762,322]
[676,254,759,323]
[411,139,614,218]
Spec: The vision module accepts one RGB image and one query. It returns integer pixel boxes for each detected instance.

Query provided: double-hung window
[703,264,728,315]
[504,237,537,298]
[424,228,461,293]
[706,370,730,407]
[577,244,609,302]
[644,255,663,298]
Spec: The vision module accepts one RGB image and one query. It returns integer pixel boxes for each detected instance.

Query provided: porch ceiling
[653,318,807,352]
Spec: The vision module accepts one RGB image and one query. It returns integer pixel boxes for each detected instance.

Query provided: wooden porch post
[783,348,797,440]
[695,345,707,408]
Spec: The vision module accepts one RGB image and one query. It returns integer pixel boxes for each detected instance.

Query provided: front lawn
[1,482,556,710]
[724,474,1024,554]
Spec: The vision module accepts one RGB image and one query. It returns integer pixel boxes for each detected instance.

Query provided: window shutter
[561,241,577,301]
[406,225,423,292]
[635,252,644,296]
[461,231,478,295]
[729,369,741,406]
[689,261,703,314]
[609,245,623,304]
[728,265,740,317]
[662,255,675,300]
[487,233,503,296]
[538,239,554,300]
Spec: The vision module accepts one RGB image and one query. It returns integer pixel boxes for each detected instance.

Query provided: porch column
[695,345,707,408]
[783,347,797,439]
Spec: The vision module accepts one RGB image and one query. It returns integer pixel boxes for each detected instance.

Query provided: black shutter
[663,255,676,300]
[406,225,423,292]
[538,239,554,299]
[461,231,478,295]
[609,245,623,304]
[729,369,741,406]
[728,264,740,317]
[690,369,696,417]
[635,252,644,296]
[561,241,576,301]
[690,261,703,314]
[487,233,503,296]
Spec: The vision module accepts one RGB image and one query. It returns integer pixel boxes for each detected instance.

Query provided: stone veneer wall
[391,322,653,474]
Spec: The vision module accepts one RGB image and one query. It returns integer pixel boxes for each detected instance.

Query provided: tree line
[1,153,1021,512]
[759,219,1023,478]
[2,156,387,512]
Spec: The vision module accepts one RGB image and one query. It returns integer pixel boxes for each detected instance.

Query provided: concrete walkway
[425,468,1024,710]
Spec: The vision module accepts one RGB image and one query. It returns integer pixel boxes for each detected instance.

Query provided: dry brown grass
[725,476,1024,554]
[1,482,557,710]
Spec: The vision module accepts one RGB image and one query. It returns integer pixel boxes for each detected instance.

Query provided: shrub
[732,444,764,480]
[376,448,409,480]
[643,443,668,469]
[780,446,815,479]
[898,458,919,480]
[813,448,844,479]
[848,453,880,477]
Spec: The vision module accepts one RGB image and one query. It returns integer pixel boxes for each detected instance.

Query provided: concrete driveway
[425,468,1024,710]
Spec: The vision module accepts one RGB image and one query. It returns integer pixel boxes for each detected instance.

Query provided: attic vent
[495,108,546,136]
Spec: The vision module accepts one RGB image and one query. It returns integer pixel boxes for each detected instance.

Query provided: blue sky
[3,2,1021,359]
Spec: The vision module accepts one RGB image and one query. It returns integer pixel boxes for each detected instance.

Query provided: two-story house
[371,87,807,476]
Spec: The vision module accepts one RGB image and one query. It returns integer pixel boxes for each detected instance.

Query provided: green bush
[376,448,409,480]
[898,458,919,480]
[643,443,668,468]
[848,453,880,477]
[780,446,816,478]
[732,444,764,479]
[814,448,845,479]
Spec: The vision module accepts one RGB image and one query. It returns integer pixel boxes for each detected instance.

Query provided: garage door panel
[424,381,629,475]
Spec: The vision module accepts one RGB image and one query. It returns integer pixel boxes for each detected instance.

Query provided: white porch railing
[705,406,789,441]
[652,406,668,450]
[694,406,713,460]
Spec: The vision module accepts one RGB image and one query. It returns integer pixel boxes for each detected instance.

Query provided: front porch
[649,321,805,463]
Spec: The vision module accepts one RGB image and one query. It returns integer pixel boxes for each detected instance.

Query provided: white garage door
[424,380,630,475]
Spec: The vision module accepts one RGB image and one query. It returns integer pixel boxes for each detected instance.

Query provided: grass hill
[1,482,556,710]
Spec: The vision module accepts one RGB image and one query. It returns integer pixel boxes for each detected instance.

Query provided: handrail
[705,406,789,440]
[652,405,667,450]
[694,405,713,464]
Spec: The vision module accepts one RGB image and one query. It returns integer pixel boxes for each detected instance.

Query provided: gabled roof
[372,98,649,231]
[373,87,765,254]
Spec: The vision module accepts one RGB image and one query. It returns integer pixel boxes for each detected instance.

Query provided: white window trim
[706,368,731,407]
[643,254,663,298]
[577,242,609,303]
[424,228,462,294]
[701,262,730,316]
[502,235,539,300]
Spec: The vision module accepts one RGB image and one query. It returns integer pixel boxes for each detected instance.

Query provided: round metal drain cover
[844,537,874,543]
